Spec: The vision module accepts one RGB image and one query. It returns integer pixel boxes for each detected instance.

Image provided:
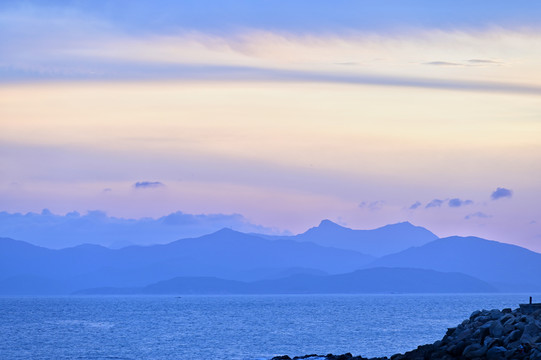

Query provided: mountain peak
[386,221,414,228]
[317,219,346,229]
[213,227,238,235]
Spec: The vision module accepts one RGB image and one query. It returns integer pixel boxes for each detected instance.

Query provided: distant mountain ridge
[75,267,497,295]
[369,236,541,291]
[3,222,541,295]
[258,220,438,256]
[0,229,374,294]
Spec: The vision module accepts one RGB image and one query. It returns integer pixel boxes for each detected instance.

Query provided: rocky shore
[272,305,541,360]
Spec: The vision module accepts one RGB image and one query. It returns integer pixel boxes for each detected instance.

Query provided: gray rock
[507,329,523,343]
[490,321,505,338]
[530,348,541,360]
[457,328,474,342]
[503,322,516,334]
[489,309,502,320]
[486,346,507,360]
[521,323,541,344]
[463,343,487,358]
[500,314,514,325]
[503,316,516,327]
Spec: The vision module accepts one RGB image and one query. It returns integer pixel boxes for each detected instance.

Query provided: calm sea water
[0,294,537,360]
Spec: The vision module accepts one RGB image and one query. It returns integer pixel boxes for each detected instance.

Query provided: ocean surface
[0,294,538,360]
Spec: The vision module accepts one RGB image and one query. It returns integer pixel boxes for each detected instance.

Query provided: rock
[490,320,505,338]
[522,323,541,344]
[506,329,523,344]
[500,314,514,325]
[463,343,487,358]
[530,348,541,360]
[489,309,502,320]
[325,353,353,360]
[486,346,507,360]
[272,356,292,360]
[277,305,541,360]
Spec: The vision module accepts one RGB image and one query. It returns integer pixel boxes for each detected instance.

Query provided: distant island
[273,303,541,360]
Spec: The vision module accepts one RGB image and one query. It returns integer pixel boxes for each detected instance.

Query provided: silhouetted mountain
[369,236,541,291]
[76,267,496,295]
[259,220,438,256]
[0,230,373,294]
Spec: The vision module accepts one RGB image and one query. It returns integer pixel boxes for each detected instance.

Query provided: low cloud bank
[0,209,280,249]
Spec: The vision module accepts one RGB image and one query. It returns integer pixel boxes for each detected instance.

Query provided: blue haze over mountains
[1,215,541,295]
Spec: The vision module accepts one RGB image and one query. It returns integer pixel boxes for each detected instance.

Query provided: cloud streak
[1,4,541,95]
[134,181,165,189]
[465,212,492,220]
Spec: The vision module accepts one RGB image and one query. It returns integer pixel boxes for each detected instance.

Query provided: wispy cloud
[491,187,512,200]
[448,198,474,207]
[424,61,462,67]
[133,181,165,189]
[465,212,492,220]
[467,59,502,65]
[359,201,385,211]
[1,4,541,95]
[409,201,422,210]
[426,199,444,208]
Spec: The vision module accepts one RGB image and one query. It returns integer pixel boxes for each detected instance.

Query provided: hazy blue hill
[142,276,251,294]
[0,237,55,278]
[0,230,374,294]
[0,275,67,295]
[252,267,497,294]
[76,267,496,295]
[370,236,541,291]
[260,220,438,257]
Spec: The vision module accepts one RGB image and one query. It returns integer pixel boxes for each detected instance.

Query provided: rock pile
[272,306,541,360]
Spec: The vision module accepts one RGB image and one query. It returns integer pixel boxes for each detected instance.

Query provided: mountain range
[259,219,438,256]
[1,220,540,295]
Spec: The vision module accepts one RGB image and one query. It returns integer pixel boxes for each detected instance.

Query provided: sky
[1,1,540,250]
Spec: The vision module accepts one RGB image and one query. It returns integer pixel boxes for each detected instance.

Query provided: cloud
[1,5,541,96]
[409,201,422,210]
[133,181,165,189]
[425,199,444,208]
[424,61,462,66]
[0,209,280,248]
[359,201,385,211]
[424,59,503,68]
[467,59,502,65]
[448,198,474,207]
[465,212,492,220]
[491,187,513,200]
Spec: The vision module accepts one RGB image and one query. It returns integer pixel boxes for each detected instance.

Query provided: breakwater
[273,304,541,360]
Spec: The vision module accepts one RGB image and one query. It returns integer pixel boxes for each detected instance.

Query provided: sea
[0,293,537,360]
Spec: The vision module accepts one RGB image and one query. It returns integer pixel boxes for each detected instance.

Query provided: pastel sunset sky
[1,1,540,249]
